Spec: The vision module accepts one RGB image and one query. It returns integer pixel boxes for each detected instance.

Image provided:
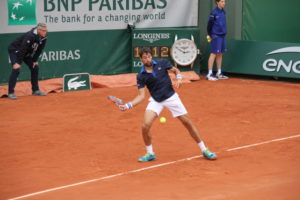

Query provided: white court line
[8,134,300,200]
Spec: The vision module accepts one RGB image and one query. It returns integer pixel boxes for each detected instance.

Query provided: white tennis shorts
[146,93,188,117]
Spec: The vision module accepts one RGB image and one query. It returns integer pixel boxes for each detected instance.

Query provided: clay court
[1,77,300,200]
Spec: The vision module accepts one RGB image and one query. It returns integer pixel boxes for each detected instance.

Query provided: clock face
[171,39,197,66]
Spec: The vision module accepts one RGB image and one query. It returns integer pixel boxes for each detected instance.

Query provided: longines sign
[133,33,170,43]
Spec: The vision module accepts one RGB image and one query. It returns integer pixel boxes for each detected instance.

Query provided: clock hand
[181,47,189,54]
[176,47,185,53]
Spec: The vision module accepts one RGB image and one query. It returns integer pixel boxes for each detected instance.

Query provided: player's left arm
[168,67,183,88]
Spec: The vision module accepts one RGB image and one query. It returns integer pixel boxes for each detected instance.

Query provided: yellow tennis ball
[206,35,211,43]
[160,117,166,123]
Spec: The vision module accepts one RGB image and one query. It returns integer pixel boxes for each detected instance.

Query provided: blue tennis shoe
[138,153,156,162]
[202,149,217,160]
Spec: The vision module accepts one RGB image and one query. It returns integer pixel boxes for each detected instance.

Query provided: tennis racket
[107,95,124,107]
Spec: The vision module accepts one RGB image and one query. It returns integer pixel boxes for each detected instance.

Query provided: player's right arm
[131,87,146,106]
[119,88,145,111]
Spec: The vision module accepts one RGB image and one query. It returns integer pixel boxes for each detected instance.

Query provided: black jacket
[8,27,47,64]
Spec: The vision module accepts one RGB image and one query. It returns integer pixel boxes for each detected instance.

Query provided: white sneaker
[206,74,218,81]
[8,93,17,100]
[216,73,228,79]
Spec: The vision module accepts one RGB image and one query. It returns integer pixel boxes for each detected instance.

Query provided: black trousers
[8,52,40,94]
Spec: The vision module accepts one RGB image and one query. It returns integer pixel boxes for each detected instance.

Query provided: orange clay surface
[1,77,300,200]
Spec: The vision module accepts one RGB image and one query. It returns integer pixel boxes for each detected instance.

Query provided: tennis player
[119,47,217,162]
[7,23,48,100]
[206,0,229,81]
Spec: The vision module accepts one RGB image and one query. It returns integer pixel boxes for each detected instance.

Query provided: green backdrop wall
[1,0,300,85]
[242,0,300,43]
[0,30,131,84]
[0,0,199,85]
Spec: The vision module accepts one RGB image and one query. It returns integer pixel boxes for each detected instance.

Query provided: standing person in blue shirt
[206,0,229,81]
[119,47,216,162]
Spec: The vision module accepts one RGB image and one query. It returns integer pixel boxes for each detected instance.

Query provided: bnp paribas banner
[223,40,300,79]
[0,0,198,33]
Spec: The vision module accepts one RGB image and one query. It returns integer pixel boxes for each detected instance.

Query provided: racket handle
[119,102,133,111]
[125,102,133,109]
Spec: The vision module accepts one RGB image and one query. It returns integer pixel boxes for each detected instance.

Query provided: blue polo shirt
[137,59,175,102]
[207,7,227,36]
